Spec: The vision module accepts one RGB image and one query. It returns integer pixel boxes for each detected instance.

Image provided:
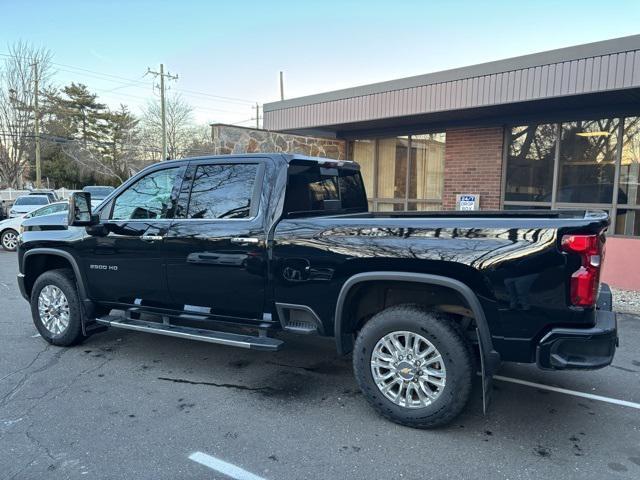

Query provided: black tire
[1,229,18,251]
[30,269,85,346]
[353,305,474,429]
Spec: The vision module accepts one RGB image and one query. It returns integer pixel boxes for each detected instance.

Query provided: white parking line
[494,375,640,410]
[189,452,267,480]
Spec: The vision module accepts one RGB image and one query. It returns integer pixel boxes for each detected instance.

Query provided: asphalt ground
[1,250,639,479]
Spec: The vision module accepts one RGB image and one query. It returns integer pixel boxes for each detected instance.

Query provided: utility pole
[279,71,284,100]
[32,61,41,188]
[146,64,178,160]
[252,103,262,129]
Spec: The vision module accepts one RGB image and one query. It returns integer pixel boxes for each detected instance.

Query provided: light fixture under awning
[576,131,611,137]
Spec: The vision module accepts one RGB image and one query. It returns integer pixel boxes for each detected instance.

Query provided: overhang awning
[264,35,640,137]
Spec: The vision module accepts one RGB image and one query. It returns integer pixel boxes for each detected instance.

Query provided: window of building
[503,116,640,237]
[187,164,258,219]
[619,117,640,206]
[557,119,618,204]
[504,124,556,203]
[350,133,446,211]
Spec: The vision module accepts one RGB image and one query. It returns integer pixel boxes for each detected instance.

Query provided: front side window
[186,164,258,219]
[111,168,179,220]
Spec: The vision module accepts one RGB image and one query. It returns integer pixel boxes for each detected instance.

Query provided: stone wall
[210,124,346,160]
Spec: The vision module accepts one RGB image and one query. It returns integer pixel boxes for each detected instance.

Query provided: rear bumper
[536,284,617,370]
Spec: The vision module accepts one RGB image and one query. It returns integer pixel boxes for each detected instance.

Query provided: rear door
[164,158,268,320]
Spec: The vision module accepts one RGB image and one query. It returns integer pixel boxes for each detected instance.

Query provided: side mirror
[68,192,96,226]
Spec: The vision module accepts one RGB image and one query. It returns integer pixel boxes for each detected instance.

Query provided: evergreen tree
[57,83,107,147]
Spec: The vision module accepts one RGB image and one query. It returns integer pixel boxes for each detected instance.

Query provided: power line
[54,69,254,113]
[251,103,262,129]
[230,118,255,125]
[146,64,178,160]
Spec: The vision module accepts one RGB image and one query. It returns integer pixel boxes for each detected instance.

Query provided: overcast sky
[2,0,639,125]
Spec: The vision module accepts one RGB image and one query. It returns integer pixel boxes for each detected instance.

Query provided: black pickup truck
[17,154,617,428]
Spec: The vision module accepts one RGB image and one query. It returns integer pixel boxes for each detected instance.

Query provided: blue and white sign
[456,194,480,211]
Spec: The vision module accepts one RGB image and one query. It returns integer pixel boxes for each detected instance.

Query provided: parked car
[1,201,68,251]
[29,189,59,203]
[82,185,115,209]
[8,195,50,218]
[17,154,616,428]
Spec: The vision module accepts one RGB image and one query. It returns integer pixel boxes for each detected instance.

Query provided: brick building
[235,35,640,289]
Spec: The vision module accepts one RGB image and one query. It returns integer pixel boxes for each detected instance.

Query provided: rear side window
[283,163,367,216]
[186,164,258,219]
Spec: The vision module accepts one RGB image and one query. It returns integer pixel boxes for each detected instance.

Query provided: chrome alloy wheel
[370,330,446,409]
[38,285,71,335]
[1,231,18,250]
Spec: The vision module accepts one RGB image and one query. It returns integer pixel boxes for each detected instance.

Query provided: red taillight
[561,234,602,307]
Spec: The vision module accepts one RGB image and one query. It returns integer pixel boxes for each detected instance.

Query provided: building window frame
[351,134,446,211]
[502,116,640,238]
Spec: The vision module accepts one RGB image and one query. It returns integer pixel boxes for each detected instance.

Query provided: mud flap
[476,328,497,414]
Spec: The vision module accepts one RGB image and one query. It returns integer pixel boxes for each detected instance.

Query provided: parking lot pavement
[1,250,639,480]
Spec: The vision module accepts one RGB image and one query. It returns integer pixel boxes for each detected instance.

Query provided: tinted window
[187,164,258,219]
[558,119,618,204]
[284,164,368,215]
[15,196,48,206]
[505,125,557,202]
[83,186,115,200]
[112,168,179,220]
[619,117,640,206]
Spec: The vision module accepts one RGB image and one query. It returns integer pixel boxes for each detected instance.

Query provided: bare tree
[0,42,52,187]
[141,93,196,160]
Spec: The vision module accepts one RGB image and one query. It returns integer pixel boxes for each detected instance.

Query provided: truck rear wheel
[30,269,85,346]
[353,305,473,428]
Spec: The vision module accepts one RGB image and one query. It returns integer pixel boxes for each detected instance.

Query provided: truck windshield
[284,162,368,217]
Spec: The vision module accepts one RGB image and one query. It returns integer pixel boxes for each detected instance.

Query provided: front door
[164,159,267,320]
[81,166,184,308]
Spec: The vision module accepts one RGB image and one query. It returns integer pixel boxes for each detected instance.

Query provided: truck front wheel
[30,269,85,346]
[353,305,473,428]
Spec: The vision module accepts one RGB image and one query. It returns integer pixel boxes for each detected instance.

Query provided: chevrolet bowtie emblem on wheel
[400,367,412,375]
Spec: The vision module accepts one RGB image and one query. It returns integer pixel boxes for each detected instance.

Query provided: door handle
[141,235,164,242]
[230,237,260,245]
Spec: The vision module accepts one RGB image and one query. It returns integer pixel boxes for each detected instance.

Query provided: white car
[8,194,51,218]
[0,201,68,251]
[82,185,115,209]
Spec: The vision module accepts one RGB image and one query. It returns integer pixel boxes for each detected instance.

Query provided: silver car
[0,201,68,251]
[9,195,50,218]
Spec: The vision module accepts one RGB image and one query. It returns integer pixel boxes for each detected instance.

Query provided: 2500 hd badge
[89,264,118,271]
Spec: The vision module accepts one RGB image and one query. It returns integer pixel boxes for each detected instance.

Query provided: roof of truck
[155,153,354,167]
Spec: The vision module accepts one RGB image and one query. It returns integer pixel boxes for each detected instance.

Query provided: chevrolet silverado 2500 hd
[17,154,617,428]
